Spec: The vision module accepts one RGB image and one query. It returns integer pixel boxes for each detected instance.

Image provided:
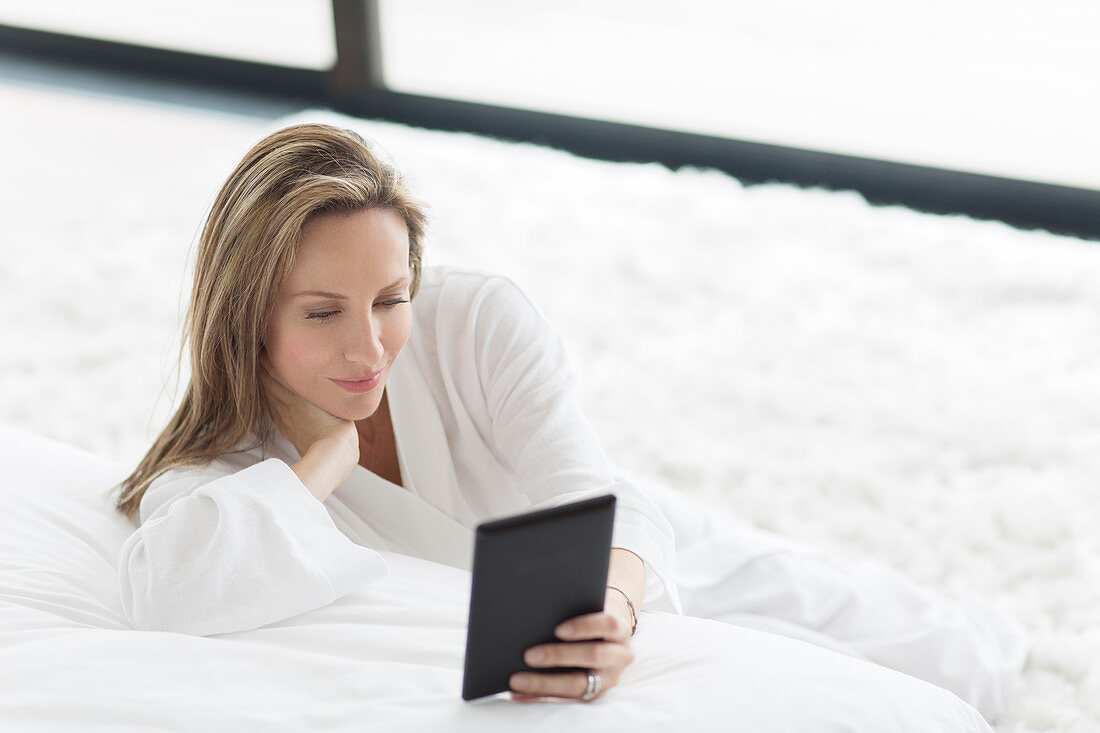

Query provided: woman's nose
[343,312,385,364]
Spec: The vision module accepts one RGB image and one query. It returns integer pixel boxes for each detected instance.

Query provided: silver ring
[581,669,601,701]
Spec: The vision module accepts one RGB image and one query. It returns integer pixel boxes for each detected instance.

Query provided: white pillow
[0,424,135,630]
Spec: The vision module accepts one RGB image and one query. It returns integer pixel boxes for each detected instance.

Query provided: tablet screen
[461,494,616,701]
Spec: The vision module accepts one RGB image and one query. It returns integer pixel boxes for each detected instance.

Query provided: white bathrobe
[118,266,1027,721]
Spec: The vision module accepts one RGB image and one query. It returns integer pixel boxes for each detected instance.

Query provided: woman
[114,123,1025,715]
[115,122,661,703]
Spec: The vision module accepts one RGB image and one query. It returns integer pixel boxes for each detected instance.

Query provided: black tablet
[461,493,616,701]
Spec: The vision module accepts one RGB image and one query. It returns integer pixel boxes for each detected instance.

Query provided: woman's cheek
[271,325,329,391]
[290,330,331,376]
[389,310,413,354]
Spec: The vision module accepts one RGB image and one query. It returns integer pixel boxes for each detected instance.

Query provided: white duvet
[0,424,997,732]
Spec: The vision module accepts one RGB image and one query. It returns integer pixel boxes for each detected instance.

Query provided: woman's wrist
[605,585,638,636]
[292,438,356,502]
[607,547,645,619]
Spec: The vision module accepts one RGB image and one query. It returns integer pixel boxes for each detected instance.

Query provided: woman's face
[263,207,412,422]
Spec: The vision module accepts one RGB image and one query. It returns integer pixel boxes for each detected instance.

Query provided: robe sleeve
[118,457,388,636]
[469,275,682,613]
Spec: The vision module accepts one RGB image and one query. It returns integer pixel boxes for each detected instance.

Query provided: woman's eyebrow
[292,276,410,299]
[293,290,346,299]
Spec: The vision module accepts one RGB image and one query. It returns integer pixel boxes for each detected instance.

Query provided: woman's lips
[330,370,383,394]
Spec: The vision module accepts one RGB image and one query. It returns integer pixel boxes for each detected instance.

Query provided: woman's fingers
[523,640,633,671]
[507,610,639,702]
[509,669,619,702]
[555,611,630,642]
[510,635,634,701]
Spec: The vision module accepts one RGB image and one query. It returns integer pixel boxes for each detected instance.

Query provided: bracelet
[606,585,638,636]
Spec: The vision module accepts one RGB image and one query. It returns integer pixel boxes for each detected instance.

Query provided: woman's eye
[305,299,406,321]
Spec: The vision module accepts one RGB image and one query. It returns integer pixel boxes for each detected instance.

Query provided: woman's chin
[329,395,382,422]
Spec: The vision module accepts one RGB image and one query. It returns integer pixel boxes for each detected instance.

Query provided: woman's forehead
[288,208,410,288]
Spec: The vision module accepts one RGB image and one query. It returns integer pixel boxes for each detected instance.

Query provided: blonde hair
[112,123,428,521]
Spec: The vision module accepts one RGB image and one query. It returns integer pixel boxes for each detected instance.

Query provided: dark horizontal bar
[337,91,1100,241]
[0,22,326,100]
[2,21,1097,241]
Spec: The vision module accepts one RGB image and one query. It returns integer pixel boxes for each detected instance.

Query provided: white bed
[0,423,997,731]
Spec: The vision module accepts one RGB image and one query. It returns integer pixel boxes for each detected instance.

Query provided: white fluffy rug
[2,79,1098,732]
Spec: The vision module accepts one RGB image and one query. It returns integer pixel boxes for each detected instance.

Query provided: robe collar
[258,349,476,570]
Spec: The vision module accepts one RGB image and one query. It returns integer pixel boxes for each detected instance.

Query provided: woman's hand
[509,588,636,703]
[258,352,358,462]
